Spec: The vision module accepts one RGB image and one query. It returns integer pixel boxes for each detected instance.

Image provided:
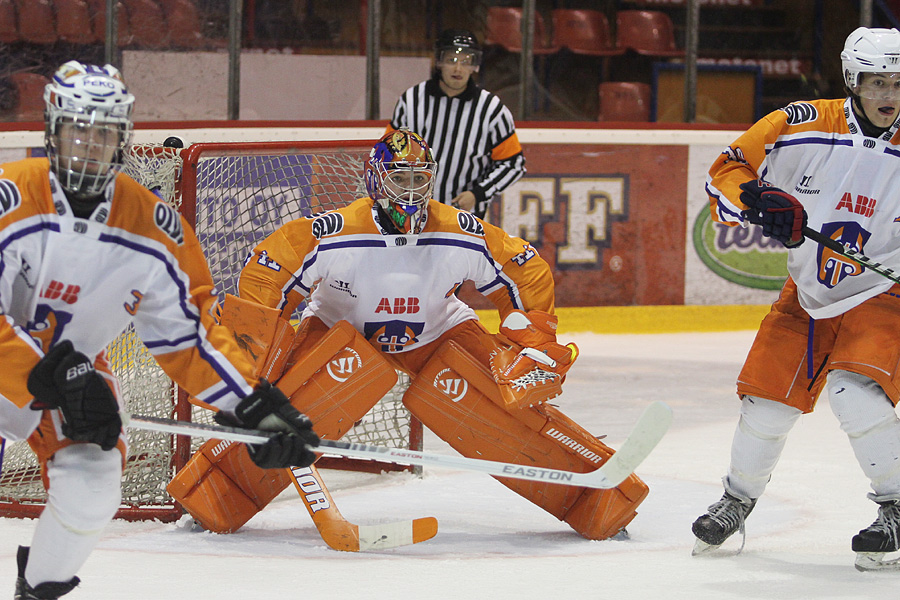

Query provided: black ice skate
[853,500,900,572]
[14,546,80,600]
[691,492,757,555]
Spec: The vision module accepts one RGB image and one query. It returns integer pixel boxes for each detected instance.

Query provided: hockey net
[0,140,422,521]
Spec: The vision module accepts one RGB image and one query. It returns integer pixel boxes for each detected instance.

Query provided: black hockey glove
[27,340,122,451]
[215,379,319,469]
[739,180,807,248]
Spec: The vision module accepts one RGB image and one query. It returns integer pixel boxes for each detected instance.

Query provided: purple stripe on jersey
[98,233,249,400]
[884,147,900,158]
[143,332,198,350]
[0,222,60,291]
[477,278,523,309]
[769,137,853,152]
[319,239,388,251]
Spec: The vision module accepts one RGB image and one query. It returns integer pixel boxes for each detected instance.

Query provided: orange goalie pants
[738,277,900,412]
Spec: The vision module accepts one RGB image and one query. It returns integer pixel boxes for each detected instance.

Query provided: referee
[386,29,526,219]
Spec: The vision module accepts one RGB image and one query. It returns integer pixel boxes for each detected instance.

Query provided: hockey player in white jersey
[169,129,651,541]
[0,62,319,599]
[694,28,900,570]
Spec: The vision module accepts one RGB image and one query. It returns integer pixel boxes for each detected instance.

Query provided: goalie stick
[802,226,900,286]
[126,400,672,490]
[289,463,438,552]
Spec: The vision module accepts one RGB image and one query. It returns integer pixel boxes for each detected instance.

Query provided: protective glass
[438,49,480,68]
[857,73,900,100]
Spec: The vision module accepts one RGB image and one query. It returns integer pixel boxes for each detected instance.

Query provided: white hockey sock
[827,370,900,498]
[25,444,122,587]
[725,395,802,501]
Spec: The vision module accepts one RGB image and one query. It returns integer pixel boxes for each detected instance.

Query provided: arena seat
[598,81,652,122]
[615,10,684,58]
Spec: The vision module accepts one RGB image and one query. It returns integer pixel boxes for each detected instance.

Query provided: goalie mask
[44,61,135,200]
[365,129,436,234]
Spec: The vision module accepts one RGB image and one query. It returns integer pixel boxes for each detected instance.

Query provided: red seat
[551,9,623,57]
[15,0,57,44]
[9,72,49,122]
[56,0,100,44]
[157,0,205,47]
[598,82,651,122]
[615,10,684,57]
[122,0,168,48]
[485,6,557,54]
[0,0,19,43]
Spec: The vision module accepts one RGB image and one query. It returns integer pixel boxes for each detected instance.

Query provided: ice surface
[2,331,897,599]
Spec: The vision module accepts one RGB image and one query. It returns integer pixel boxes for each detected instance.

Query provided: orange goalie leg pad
[168,319,397,533]
[278,318,398,439]
[167,438,291,533]
[403,340,648,540]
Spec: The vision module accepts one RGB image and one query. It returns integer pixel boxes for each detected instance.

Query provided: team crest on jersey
[153,202,184,244]
[511,243,537,266]
[780,102,817,125]
[311,212,344,239]
[816,221,870,288]
[364,320,425,353]
[0,179,22,217]
[457,212,484,235]
[433,367,468,403]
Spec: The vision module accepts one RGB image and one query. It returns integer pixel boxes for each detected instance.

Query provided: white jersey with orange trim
[706,97,900,319]
[0,158,255,417]
[238,197,553,353]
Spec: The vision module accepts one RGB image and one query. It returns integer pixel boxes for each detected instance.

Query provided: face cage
[46,112,133,198]
[375,162,436,233]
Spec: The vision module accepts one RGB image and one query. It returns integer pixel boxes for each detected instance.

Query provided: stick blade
[598,401,673,487]
[356,517,439,551]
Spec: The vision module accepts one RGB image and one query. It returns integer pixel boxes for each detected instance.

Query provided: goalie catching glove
[490,310,578,410]
[739,179,807,247]
[215,379,319,469]
[27,340,122,451]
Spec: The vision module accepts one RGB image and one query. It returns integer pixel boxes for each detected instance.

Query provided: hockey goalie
[169,129,649,540]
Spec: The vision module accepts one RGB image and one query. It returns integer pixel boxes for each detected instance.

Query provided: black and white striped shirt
[388,77,526,217]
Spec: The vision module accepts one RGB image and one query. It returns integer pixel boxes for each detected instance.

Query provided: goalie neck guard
[44,61,135,201]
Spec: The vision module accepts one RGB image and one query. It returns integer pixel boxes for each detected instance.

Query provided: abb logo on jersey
[375,297,420,314]
[433,368,467,403]
[41,280,80,304]
[835,193,876,217]
[326,347,362,383]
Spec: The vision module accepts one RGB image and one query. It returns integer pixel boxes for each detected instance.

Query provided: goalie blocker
[168,297,398,533]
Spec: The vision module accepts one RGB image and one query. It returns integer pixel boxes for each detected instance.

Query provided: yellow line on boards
[474,305,771,335]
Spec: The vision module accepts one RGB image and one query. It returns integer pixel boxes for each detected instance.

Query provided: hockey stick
[289,463,438,552]
[127,400,672,490]
[802,226,900,286]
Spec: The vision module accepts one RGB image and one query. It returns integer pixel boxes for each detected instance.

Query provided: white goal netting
[0,141,419,520]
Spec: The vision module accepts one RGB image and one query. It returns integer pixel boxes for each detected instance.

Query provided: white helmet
[44,61,135,199]
[841,27,900,88]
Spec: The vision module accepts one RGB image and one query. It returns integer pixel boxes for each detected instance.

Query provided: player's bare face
[56,120,120,174]
[438,50,478,97]
[855,73,900,128]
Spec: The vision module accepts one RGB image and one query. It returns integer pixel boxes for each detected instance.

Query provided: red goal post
[0,140,423,522]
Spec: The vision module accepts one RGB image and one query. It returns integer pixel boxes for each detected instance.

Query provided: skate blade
[855,552,900,572]
[692,538,722,556]
[692,537,746,557]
